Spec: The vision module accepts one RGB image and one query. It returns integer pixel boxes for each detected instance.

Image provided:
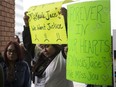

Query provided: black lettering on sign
[29,7,61,21]
[30,25,46,31]
[46,8,61,20]
[33,12,45,21]
[30,25,36,31]
[47,22,63,30]
[36,24,46,30]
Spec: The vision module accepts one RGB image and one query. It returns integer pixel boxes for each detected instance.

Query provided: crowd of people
[0,5,113,87]
[0,6,74,87]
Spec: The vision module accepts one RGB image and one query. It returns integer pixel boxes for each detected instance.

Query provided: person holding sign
[32,44,73,87]
[23,12,36,59]
[23,6,73,86]
[61,7,67,35]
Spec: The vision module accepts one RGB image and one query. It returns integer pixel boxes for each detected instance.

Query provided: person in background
[20,44,32,71]
[0,41,31,87]
[64,45,68,56]
[14,35,32,72]
[33,44,44,63]
[14,35,20,44]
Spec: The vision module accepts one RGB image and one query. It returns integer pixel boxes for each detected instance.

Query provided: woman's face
[42,45,56,57]
[7,44,17,61]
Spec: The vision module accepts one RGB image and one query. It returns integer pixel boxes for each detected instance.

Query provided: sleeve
[22,26,35,58]
[23,62,31,87]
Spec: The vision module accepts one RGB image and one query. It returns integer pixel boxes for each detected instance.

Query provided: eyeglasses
[7,49,16,53]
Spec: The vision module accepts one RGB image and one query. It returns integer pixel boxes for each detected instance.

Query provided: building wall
[15,0,24,42]
[0,0,15,52]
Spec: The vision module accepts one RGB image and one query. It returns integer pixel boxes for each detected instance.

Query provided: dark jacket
[0,60,31,87]
[0,65,4,87]
[22,26,35,58]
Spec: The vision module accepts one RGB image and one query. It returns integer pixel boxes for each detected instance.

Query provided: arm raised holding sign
[24,12,29,27]
[22,12,36,59]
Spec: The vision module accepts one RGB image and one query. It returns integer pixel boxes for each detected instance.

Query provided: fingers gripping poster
[67,0,112,85]
[27,2,67,44]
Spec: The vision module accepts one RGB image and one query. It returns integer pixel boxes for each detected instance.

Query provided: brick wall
[0,0,15,52]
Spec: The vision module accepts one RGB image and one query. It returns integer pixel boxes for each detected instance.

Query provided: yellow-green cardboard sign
[67,0,112,85]
[27,2,67,44]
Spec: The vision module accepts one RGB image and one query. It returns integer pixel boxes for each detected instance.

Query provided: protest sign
[67,0,112,85]
[27,1,67,44]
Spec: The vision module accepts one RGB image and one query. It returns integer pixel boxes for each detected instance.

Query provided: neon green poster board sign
[27,2,67,44]
[67,0,112,85]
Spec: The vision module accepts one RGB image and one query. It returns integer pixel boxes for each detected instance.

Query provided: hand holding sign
[23,12,29,27]
[27,1,67,44]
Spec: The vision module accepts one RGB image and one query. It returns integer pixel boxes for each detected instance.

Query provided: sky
[23,0,116,35]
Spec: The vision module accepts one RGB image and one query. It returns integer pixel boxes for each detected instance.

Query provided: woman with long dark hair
[33,44,73,87]
[0,41,31,87]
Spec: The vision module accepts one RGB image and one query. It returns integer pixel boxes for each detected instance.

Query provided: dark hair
[50,44,61,58]
[4,41,23,62]
[52,45,61,51]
